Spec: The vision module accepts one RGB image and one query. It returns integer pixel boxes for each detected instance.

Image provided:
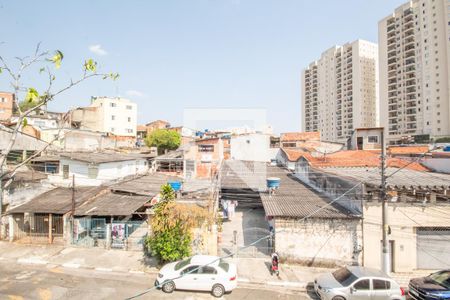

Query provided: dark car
[409,270,450,300]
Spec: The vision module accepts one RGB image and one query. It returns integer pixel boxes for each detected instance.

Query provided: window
[111,127,115,132]
[282,142,297,148]
[373,279,391,290]
[111,115,116,120]
[127,117,131,122]
[198,144,214,152]
[110,102,117,107]
[63,165,69,179]
[181,265,199,275]
[218,260,230,272]
[174,258,191,271]
[126,129,133,133]
[368,136,379,143]
[333,268,357,286]
[88,166,99,179]
[354,279,370,290]
[126,105,132,110]
[200,266,217,275]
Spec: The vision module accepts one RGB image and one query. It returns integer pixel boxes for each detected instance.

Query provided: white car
[155,255,237,297]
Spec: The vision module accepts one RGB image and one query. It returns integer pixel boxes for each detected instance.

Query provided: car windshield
[174,258,191,271]
[332,267,358,286]
[429,271,450,289]
[218,259,229,272]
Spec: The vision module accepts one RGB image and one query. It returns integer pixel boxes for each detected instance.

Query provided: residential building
[348,127,384,150]
[0,92,14,122]
[71,97,137,137]
[219,160,361,266]
[48,152,149,186]
[379,0,450,143]
[280,148,450,271]
[302,40,379,143]
[230,133,278,162]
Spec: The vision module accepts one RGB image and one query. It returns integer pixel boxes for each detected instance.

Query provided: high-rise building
[379,0,450,143]
[302,40,379,143]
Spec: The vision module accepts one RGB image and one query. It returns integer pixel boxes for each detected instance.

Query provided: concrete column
[62,214,72,246]
[48,213,53,244]
[106,224,111,250]
[8,215,14,242]
[430,192,437,204]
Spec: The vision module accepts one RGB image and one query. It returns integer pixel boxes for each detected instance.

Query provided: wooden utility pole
[380,129,390,274]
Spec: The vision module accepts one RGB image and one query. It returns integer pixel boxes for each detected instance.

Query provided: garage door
[417,227,450,270]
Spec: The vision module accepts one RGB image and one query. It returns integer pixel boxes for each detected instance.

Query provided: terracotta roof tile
[280,131,320,142]
[282,149,429,172]
[388,146,429,155]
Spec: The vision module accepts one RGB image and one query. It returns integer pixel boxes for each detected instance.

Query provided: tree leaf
[84,59,97,72]
[49,50,64,69]
[22,118,28,127]
[39,68,45,74]
[25,88,39,103]
[0,68,2,74]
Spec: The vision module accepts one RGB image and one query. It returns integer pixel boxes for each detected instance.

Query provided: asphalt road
[0,262,316,300]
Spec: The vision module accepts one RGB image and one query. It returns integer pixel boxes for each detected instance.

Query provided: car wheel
[332,297,345,300]
[211,284,225,298]
[162,281,175,293]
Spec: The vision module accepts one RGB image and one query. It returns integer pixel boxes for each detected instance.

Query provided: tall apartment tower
[302,40,379,143]
[379,0,450,143]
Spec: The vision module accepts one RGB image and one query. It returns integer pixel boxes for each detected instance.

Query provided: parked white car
[155,255,237,297]
[314,266,405,300]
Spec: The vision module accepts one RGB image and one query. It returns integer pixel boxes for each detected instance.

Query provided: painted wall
[363,203,450,272]
[50,158,149,186]
[421,157,450,174]
[230,134,275,162]
[274,218,362,267]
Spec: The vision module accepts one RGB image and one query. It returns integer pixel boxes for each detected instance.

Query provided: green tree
[145,129,181,155]
[146,184,208,262]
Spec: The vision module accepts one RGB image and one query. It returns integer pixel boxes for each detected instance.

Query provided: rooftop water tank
[168,180,182,192]
[266,177,280,189]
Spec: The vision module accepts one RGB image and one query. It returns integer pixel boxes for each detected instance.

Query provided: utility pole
[71,175,75,244]
[380,129,390,274]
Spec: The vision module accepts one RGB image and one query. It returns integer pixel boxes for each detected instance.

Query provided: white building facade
[302,40,379,143]
[72,97,137,137]
[379,0,450,143]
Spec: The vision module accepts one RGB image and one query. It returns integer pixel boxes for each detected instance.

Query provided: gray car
[314,266,405,300]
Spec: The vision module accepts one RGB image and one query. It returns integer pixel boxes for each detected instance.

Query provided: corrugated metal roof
[75,192,149,216]
[321,167,450,189]
[111,173,181,196]
[60,152,147,164]
[220,160,356,219]
[8,187,104,214]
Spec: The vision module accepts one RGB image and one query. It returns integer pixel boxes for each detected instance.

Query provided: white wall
[421,157,450,174]
[230,134,275,162]
[275,218,362,266]
[50,158,149,186]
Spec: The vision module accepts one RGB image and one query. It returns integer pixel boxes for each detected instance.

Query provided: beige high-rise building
[302,40,379,143]
[379,0,450,143]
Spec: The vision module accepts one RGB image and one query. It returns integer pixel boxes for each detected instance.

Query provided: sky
[0,0,406,133]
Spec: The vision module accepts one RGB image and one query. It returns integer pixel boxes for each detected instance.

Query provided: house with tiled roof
[278,148,450,272]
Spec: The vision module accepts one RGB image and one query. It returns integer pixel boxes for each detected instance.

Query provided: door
[349,279,371,300]
[417,227,450,269]
[357,137,363,150]
[197,266,218,291]
[175,265,200,290]
[371,279,390,300]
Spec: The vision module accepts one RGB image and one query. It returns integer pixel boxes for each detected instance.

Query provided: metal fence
[73,218,107,248]
[72,218,147,251]
[12,213,63,244]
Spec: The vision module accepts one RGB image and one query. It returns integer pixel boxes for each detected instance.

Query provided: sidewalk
[233,257,331,291]
[0,242,429,290]
[0,241,158,274]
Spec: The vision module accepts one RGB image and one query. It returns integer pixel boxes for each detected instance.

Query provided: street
[0,262,315,299]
